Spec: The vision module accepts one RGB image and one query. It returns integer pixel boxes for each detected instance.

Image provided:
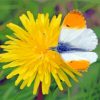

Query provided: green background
[0,0,100,100]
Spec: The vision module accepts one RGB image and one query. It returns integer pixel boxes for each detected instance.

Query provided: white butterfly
[55,10,98,70]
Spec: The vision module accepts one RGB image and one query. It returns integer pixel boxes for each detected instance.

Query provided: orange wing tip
[63,10,86,29]
[69,10,83,16]
[66,60,90,71]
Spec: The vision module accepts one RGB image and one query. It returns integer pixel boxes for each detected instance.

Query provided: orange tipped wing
[61,52,98,71]
[63,10,86,29]
[66,60,89,71]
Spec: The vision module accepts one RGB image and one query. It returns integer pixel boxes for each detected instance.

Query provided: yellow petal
[27,72,37,87]
[52,72,63,90]
[33,75,40,95]
[20,79,28,89]
[58,69,72,87]
[15,74,24,86]
[7,23,29,41]
[61,67,78,82]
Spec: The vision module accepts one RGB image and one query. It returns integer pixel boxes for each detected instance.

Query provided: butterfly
[52,10,98,71]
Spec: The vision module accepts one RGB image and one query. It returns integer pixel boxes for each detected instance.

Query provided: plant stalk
[37,83,43,100]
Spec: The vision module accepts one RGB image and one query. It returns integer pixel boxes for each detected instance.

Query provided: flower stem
[37,83,43,100]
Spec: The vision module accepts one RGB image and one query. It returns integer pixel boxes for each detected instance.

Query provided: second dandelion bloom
[0,10,98,94]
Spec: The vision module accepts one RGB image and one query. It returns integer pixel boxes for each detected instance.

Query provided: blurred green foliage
[0,0,100,100]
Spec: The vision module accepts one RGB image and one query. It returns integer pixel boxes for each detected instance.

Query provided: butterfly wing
[62,10,86,28]
[59,10,98,51]
[61,52,98,70]
[59,28,98,51]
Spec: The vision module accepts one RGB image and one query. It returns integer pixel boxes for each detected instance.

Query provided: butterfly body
[57,42,87,53]
[51,42,87,53]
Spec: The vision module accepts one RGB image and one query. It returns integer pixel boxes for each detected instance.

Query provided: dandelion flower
[0,10,98,95]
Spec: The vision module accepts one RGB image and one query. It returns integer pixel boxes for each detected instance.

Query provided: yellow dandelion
[0,10,97,95]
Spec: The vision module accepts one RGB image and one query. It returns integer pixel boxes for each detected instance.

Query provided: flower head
[0,10,97,95]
